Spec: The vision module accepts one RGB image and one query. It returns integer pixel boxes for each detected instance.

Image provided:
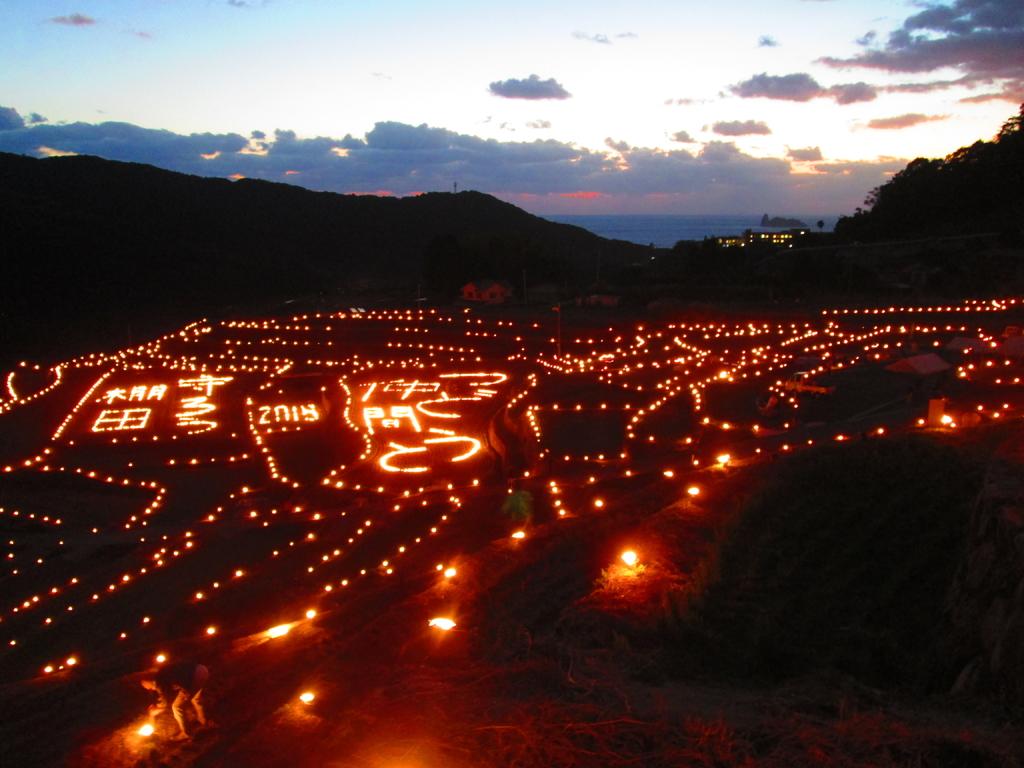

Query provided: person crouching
[140,661,212,740]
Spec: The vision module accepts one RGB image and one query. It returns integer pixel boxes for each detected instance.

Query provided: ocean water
[542,214,841,248]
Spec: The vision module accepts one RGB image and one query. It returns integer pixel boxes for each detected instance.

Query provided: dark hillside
[0,152,646,360]
[835,105,1024,242]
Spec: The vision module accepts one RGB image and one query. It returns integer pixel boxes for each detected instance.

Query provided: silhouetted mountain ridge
[0,152,648,360]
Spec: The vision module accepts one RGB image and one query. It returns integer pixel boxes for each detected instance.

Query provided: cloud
[856,30,877,46]
[671,130,696,143]
[865,113,948,129]
[525,119,551,129]
[573,31,610,44]
[664,97,697,106]
[730,72,877,104]
[959,80,1024,102]
[731,72,820,101]
[712,119,771,136]
[573,30,636,44]
[0,120,250,164]
[49,13,96,26]
[820,0,1024,101]
[251,130,266,140]
[787,146,823,161]
[0,106,25,131]
[27,112,47,125]
[879,75,1022,103]
[758,35,779,47]
[37,146,78,157]
[489,74,571,100]
[828,81,878,104]
[0,113,909,214]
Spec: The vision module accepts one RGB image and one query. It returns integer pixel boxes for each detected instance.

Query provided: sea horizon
[541,213,842,248]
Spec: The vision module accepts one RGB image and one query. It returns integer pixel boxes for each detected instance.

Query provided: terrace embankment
[947,427,1024,706]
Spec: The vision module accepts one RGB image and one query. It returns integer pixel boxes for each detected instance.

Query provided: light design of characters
[88,376,233,435]
[358,372,507,474]
[91,384,168,433]
[175,375,233,434]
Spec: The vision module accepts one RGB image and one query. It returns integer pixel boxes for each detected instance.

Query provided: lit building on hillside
[715,228,808,249]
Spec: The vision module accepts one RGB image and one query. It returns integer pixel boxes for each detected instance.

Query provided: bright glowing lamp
[155,653,167,664]
[266,623,291,638]
[138,723,155,737]
[686,486,700,497]
[299,691,315,704]
[305,609,317,620]
[443,567,457,579]
[620,550,638,567]
[428,617,456,631]
[511,530,525,540]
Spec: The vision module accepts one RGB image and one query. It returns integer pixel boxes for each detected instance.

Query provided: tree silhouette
[834,103,1024,242]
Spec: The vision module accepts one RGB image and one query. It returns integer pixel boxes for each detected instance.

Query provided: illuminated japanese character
[423,434,481,462]
[92,408,151,432]
[378,442,429,473]
[382,380,440,397]
[362,405,421,433]
[378,434,482,473]
[389,405,420,430]
[178,375,233,396]
[362,406,385,429]
[176,395,218,432]
[147,384,168,401]
[128,385,148,402]
[102,388,128,404]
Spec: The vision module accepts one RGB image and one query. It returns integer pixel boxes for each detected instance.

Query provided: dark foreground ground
[1,302,1022,767]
